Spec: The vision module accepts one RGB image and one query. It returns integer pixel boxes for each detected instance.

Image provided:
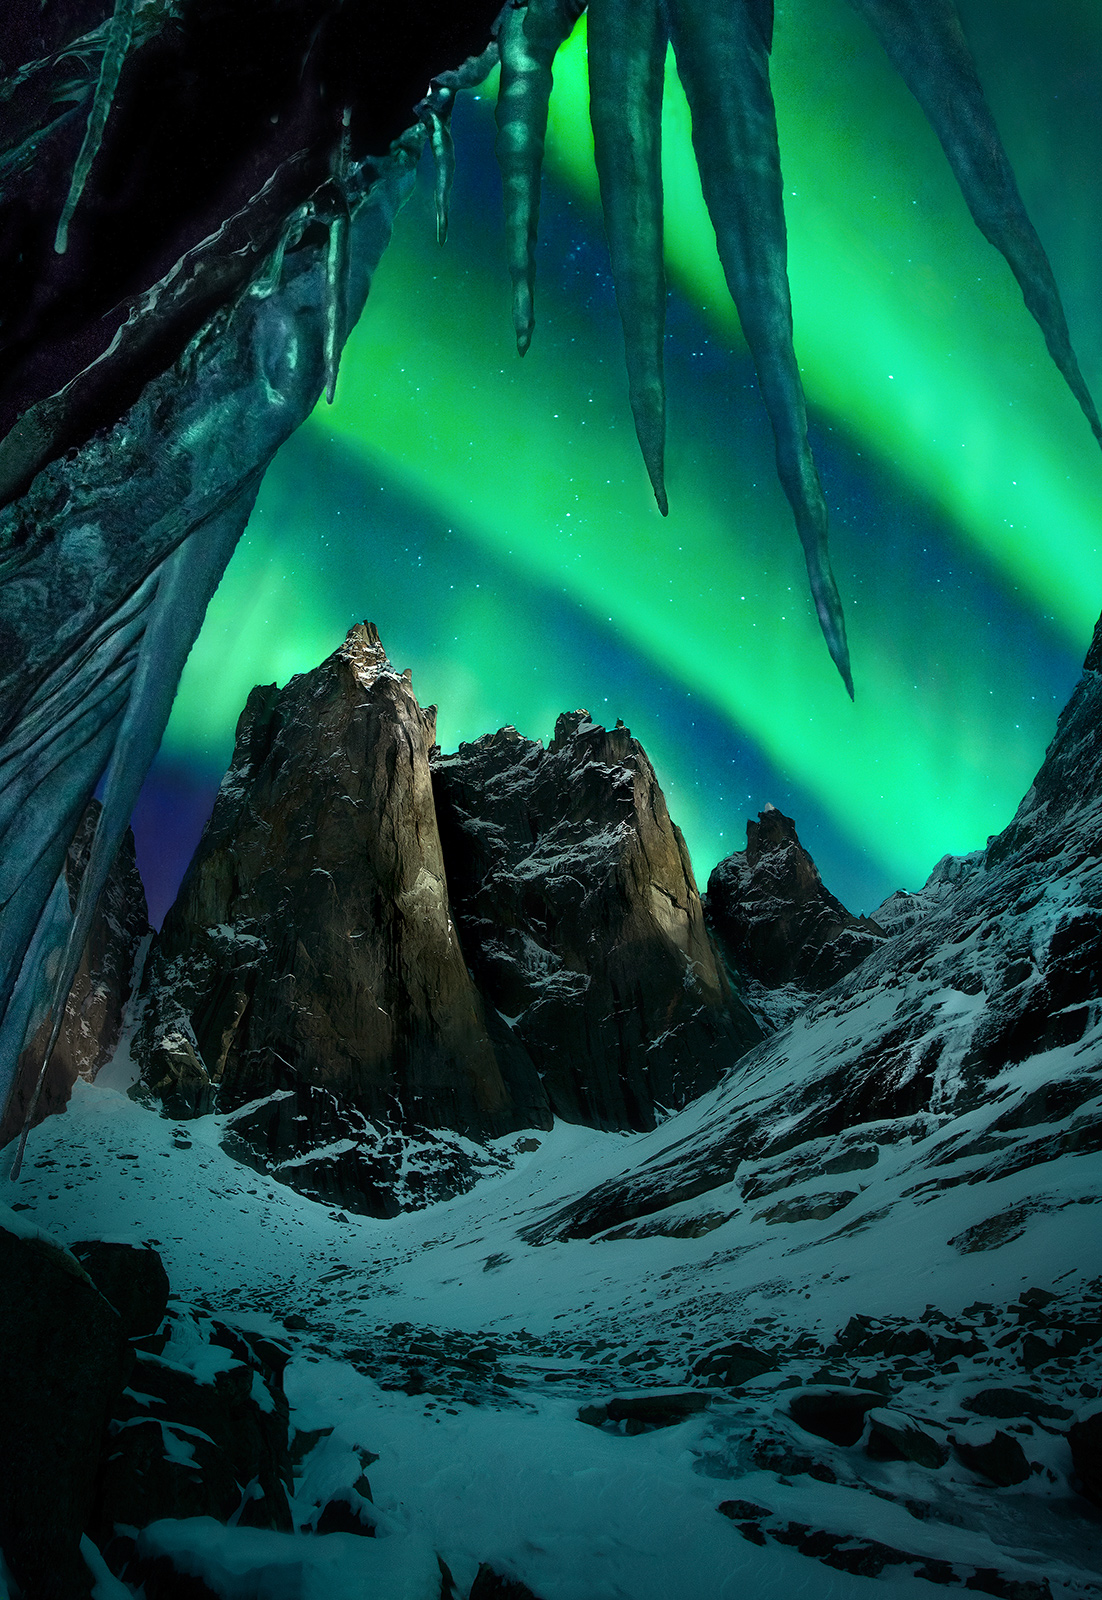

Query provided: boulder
[952,1427,1031,1487]
[69,1240,170,1339]
[691,1339,776,1387]
[92,1343,293,1564]
[0,1213,130,1600]
[864,1407,949,1469]
[312,1486,378,1536]
[95,1418,241,1564]
[433,713,761,1132]
[469,1565,544,1599]
[577,1390,710,1433]
[962,1388,1073,1424]
[1068,1402,1102,1505]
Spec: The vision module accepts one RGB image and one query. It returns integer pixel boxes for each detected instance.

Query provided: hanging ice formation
[489,0,1101,696]
[0,22,505,1154]
[323,110,354,405]
[0,125,428,1152]
[54,0,136,254]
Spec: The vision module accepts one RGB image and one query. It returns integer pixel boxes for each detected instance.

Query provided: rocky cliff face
[136,623,543,1213]
[135,631,762,1210]
[525,609,1102,1248]
[704,804,888,1026]
[872,848,983,937]
[432,714,761,1132]
[0,800,148,1148]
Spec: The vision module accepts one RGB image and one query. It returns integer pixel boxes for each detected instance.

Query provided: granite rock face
[704,804,887,1025]
[433,714,761,1131]
[135,632,762,1208]
[136,624,538,1212]
[523,609,1102,1245]
[0,800,148,1148]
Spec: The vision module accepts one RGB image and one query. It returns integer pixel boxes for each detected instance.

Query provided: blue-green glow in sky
[143,0,1102,924]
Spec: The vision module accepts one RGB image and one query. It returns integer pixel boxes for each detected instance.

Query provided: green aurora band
[159,0,1101,912]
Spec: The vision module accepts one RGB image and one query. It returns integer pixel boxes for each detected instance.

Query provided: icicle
[323,108,352,405]
[431,35,502,97]
[9,482,253,1178]
[663,0,852,696]
[0,578,154,1054]
[427,102,456,246]
[588,0,669,515]
[848,0,1101,447]
[249,203,311,300]
[495,0,586,355]
[54,0,135,254]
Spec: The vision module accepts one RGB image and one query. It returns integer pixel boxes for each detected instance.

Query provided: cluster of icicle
[455,0,1100,699]
[48,0,1101,694]
[13,0,1100,1175]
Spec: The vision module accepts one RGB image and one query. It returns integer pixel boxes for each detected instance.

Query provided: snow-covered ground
[4,1042,1100,1599]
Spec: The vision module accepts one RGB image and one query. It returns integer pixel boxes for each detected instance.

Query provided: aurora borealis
[138,0,1102,926]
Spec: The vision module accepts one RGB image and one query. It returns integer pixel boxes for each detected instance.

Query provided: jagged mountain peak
[340,618,392,681]
[704,805,888,1019]
[132,634,763,1210]
[338,619,419,696]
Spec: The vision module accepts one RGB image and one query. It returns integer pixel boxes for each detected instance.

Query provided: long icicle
[9,484,254,1179]
[849,0,1101,447]
[495,0,586,355]
[323,108,352,405]
[588,0,669,515]
[55,0,135,254]
[427,99,456,246]
[663,0,852,695]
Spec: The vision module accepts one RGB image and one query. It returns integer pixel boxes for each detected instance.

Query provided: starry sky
[134,0,1102,927]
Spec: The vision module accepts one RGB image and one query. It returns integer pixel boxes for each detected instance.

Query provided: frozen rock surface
[873,849,985,938]
[432,714,761,1132]
[9,630,1102,1597]
[0,798,148,1147]
[0,1210,130,1599]
[704,803,888,1028]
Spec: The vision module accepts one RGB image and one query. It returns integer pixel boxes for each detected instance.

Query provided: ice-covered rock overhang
[0,0,503,1133]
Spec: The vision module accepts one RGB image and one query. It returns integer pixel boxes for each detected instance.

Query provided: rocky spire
[704,804,887,1025]
[136,624,545,1211]
[432,710,761,1131]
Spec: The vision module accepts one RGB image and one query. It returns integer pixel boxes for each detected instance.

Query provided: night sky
[133,0,1102,927]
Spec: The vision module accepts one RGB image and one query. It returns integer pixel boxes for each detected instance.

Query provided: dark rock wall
[705,804,887,994]
[140,623,520,1137]
[432,712,761,1132]
[0,798,148,1148]
[524,610,1102,1244]
[134,636,764,1208]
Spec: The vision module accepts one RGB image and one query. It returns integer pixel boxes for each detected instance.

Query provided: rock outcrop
[136,624,543,1212]
[433,714,761,1131]
[872,848,983,937]
[0,1214,298,1593]
[522,608,1102,1246]
[0,800,148,1148]
[704,804,887,1025]
[135,629,761,1208]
